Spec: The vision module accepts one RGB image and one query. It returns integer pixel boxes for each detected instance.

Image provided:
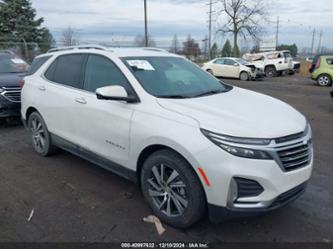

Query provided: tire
[28,112,58,157]
[265,66,277,77]
[240,71,249,81]
[317,74,332,87]
[140,149,206,228]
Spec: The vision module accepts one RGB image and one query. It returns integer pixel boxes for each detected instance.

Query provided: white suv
[21,45,313,228]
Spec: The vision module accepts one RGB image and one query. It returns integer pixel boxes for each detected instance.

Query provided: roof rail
[142,47,168,53]
[47,45,110,53]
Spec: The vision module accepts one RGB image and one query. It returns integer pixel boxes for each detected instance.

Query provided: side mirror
[96,85,138,103]
[234,63,239,67]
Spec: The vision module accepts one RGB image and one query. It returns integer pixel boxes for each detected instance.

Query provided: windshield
[122,56,231,98]
[0,54,28,73]
[234,58,249,65]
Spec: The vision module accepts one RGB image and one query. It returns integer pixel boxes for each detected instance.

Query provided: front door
[73,54,135,167]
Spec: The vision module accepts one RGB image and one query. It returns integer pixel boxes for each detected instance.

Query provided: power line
[144,0,148,47]
[276,16,279,48]
[310,28,316,56]
[317,30,323,54]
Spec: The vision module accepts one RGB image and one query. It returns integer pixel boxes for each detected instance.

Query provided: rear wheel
[240,71,249,81]
[140,149,206,228]
[317,74,332,86]
[265,66,277,77]
[28,112,58,156]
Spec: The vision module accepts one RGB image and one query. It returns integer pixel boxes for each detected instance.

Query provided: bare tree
[62,26,79,46]
[217,0,267,57]
[169,34,179,54]
[182,35,201,59]
[134,35,156,47]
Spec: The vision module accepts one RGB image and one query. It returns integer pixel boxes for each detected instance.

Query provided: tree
[170,34,179,54]
[217,0,267,57]
[277,44,298,57]
[0,0,54,57]
[182,35,201,58]
[62,26,79,46]
[134,34,156,47]
[221,39,232,57]
[210,42,219,58]
[38,27,55,52]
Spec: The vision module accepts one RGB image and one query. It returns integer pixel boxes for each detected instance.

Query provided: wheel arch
[264,64,276,70]
[25,106,39,121]
[136,144,208,202]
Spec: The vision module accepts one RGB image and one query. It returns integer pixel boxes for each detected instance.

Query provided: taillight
[315,59,321,69]
[19,79,25,88]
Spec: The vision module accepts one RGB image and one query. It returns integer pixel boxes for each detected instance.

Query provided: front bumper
[0,96,21,118]
[208,181,307,222]
[193,129,313,222]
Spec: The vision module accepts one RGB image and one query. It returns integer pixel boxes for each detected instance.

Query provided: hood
[0,73,26,87]
[157,87,306,138]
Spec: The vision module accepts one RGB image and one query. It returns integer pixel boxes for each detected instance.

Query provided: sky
[31,0,333,51]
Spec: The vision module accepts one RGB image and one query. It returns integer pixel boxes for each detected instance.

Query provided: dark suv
[0,51,28,118]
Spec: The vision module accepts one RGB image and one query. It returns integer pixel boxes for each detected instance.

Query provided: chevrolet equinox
[21,46,313,228]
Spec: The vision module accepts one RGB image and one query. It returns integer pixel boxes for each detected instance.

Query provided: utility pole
[208,0,213,59]
[317,30,323,54]
[144,0,148,47]
[310,28,316,56]
[275,16,279,49]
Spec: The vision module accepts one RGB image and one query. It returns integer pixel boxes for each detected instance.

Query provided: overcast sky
[31,0,333,50]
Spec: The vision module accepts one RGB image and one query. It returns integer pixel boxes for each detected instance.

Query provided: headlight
[201,129,272,160]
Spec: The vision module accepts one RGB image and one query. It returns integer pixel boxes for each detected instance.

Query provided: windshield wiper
[193,89,225,98]
[157,94,192,99]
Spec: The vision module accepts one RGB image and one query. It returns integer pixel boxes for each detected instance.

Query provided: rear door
[223,58,240,78]
[41,53,86,143]
[210,59,225,77]
[72,54,135,166]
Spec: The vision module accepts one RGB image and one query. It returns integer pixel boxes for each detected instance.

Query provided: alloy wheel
[148,164,188,217]
[318,76,330,86]
[30,116,46,153]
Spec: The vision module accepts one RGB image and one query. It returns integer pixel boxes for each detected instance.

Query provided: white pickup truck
[243,50,294,77]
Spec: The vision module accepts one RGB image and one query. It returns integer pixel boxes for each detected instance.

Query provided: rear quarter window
[326,58,333,65]
[27,56,52,75]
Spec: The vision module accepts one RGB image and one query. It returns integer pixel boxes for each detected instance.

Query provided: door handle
[38,86,46,91]
[75,97,87,104]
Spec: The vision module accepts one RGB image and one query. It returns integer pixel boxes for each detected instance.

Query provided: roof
[42,45,178,58]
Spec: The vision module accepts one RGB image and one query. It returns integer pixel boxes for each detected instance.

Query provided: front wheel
[265,66,277,77]
[28,112,58,156]
[240,71,249,81]
[140,150,206,228]
[317,74,332,86]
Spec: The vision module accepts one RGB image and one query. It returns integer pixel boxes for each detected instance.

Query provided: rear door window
[45,54,85,89]
[224,59,235,66]
[214,59,224,64]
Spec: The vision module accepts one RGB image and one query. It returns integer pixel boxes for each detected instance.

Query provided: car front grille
[275,140,312,172]
[1,86,21,103]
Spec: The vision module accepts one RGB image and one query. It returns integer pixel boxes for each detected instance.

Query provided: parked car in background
[0,51,28,119]
[291,61,301,75]
[311,56,333,86]
[309,53,333,74]
[202,57,265,81]
[22,46,313,228]
[243,50,294,77]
